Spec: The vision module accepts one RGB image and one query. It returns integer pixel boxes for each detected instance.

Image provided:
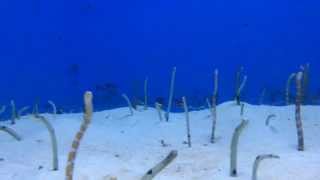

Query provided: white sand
[0,101,319,180]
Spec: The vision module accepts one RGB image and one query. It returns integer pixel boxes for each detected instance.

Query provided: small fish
[155,97,165,105]
[174,98,184,108]
[95,83,118,94]
[67,64,80,75]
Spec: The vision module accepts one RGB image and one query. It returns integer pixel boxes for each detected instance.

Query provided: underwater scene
[1,0,320,180]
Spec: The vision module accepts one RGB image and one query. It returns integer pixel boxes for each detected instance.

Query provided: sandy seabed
[0,102,319,180]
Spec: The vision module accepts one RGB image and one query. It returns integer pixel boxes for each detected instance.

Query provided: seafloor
[0,102,319,180]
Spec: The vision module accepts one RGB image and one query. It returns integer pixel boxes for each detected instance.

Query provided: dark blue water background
[0,0,320,116]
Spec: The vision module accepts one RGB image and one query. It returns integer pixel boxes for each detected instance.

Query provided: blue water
[0,0,319,114]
